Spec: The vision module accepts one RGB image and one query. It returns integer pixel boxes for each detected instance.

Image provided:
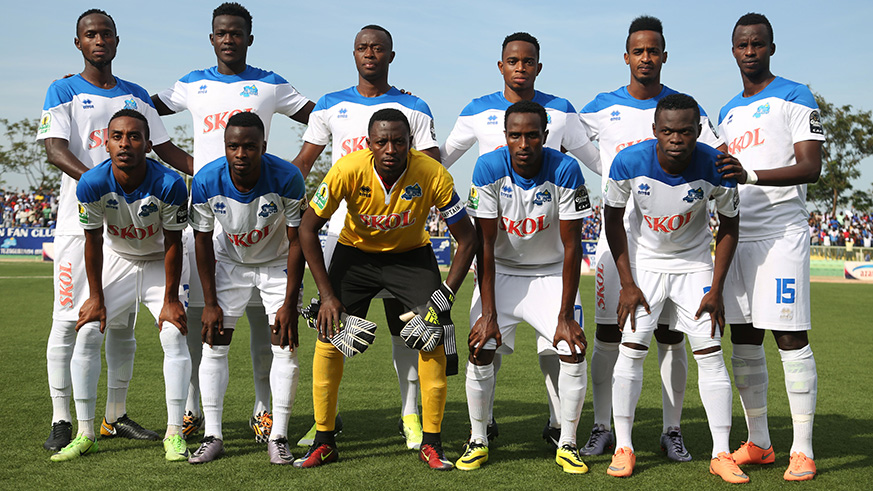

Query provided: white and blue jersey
[76,158,188,261]
[604,140,738,273]
[468,147,593,276]
[37,75,171,235]
[442,90,592,167]
[580,85,722,195]
[157,65,310,173]
[189,153,306,267]
[718,77,825,241]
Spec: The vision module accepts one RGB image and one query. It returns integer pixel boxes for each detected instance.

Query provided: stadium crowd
[808,211,873,248]
[2,188,57,228]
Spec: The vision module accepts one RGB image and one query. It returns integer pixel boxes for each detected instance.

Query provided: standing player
[718,13,823,482]
[440,33,600,447]
[38,8,192,451]
[53,110,191,462]
[290,25,440,450]
[603,94,747,483]
[578,15,724,459]
[295,109,477,470]
[457,101,590,473]
[151,2,314,443]
[187,112,306,464]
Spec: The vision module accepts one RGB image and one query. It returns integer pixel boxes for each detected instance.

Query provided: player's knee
[774,331,808,351]
[595,323,622,343]
[729,323,763,345]
[654,326,683,344]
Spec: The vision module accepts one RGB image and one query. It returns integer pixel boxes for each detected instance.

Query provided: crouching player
[187,112,306,464]
[296,108,477,470]
[457,101,591,473]
[602,94,748,483]
[54,109,191,462]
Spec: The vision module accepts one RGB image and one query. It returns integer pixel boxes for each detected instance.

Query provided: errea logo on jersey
[338,108,348,119]
[487,115,499,125]
[203,108,254,133]
[213,202,227,214]
[82,99,94,109]
[610,110,621,121]
[638,183,651,196]
[198,84,208,94]
[500,186,513,198]
[240,85,258,97]
[106,199,119,209]
[643,212,693,233]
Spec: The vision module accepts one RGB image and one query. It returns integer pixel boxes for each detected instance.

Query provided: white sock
[694,349,732,457]
[77,419,96,440]
[731,344,770,449]
[487,353,502,422]
[591,338,620,429]
[47,319,76,423]
[104,322,136,422]
[392,335,420,416]
[657,340,687,433]
[247,306,272,417]
[186,306,204,417]
[160,325,191,428]
[465,362,495,445]
[269,345,299,440]
[71,323,103,423]
[200,344,231,440]
[558,361,586,447]
[539,353,562,428]
[165,425,182,439]
[780,345,817,459]
[612,344,647,452]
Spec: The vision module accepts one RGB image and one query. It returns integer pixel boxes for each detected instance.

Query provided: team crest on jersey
[533,190,552,206]
[401,183,422,201]
[500,185,513,198]
[610,110,621,121]
[682,187,704,203]
[638,183,651,196]
[82,99,94,110]
[753,103,770,119]
[809,110,824,135]
[78,204,88,223]
[574,186,591,211]
[213,201,227,215]
[106,198,119,210]
[359,185,372,198]
[258,201,278,218]
[313,183,329,210]
[198,84,208,94]
[338,107,348,119]
[467,187,479,210]
[486,114,499,125]
[138,202,158,217]
[38,113,52,134]
[124,98,137,110]
[240,85,258,97]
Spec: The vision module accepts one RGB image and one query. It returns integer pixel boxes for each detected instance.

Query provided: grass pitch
[1,259,871,489]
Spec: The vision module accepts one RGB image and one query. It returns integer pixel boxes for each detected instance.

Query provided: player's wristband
[745,169,758,185]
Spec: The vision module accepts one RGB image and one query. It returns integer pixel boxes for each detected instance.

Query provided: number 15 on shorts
[775,278,796,304]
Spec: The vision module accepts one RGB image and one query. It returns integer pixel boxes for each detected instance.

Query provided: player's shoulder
[581,86,634,114]
[472,147,511,185]
[193,157,227,185]
[77,159,114,199]
[688,144,736,187]
[610,139,657,179]
[532,91,577,113]
[113,77,155,107]
[145,159,188,201]
[239,65,290,85]
[261,153,305,197]
[459,92,506,116]
[659,85,711,118]
[42,74,110,109]
[313,86,358,111]
[767,76,818,108]
[542,148,586,187]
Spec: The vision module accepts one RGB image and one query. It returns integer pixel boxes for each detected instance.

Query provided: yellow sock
[313,340,344,432]
[419,345,447,434]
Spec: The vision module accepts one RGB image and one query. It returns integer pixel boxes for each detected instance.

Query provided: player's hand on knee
[554,316,587,360]
[316,295,345,339]
[273,303,299,350]
[469,313,501,359]
[159,299,188,335]
[695,288,726,338]
[201,304,224,347]
[617,284,649,333]
[77,297,106,333]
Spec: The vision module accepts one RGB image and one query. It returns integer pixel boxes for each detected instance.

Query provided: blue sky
[4,0,872,202]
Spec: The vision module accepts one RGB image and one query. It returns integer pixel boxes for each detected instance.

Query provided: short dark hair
[504,100,547,131]
[109,109,150,140]
[502,32,540,58]
[733,12,774,44]
[213,2,253,34]
[360,24,392,48]
[368,108,410,135]
[77,9,116,36]
[654,93,700,123]
[626,15,665,52]
[227,111,264,135]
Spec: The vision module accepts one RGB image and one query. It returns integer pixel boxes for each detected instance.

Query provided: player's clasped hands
[158,299,188,335]
[695,288,727,339]
[616,284,651,333]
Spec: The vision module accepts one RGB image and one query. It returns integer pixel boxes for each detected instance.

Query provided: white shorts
[619,269,716,341]
[100,253,191,327]
[593,236,671,326]
[724,230,811,331]
[214,260,288,320]
[469,273,584,356]
[52,235,89,321]
[185,228,263,309]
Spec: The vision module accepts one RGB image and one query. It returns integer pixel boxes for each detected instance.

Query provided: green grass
[1,260,872,489]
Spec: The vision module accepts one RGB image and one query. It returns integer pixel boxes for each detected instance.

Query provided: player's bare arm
[290,142,327,179]
[717,140,822,185]
[420,146,441,163]
[272,225,304,350]
[158,228,187,335]
[194,229,223,346]
[469,217,501,361]
[44,138,90,181]
[289,101,316,125]
[299,207,343,338]
[153,141,194,176]
[554,218,587,361]
[150,94,175,116]
[77,227,107,332]
[604,204,650,333]
[696,212,739,339]
[443,208,477,294]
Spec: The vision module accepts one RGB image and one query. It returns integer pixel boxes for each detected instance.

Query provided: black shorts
[328,244,441,336]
